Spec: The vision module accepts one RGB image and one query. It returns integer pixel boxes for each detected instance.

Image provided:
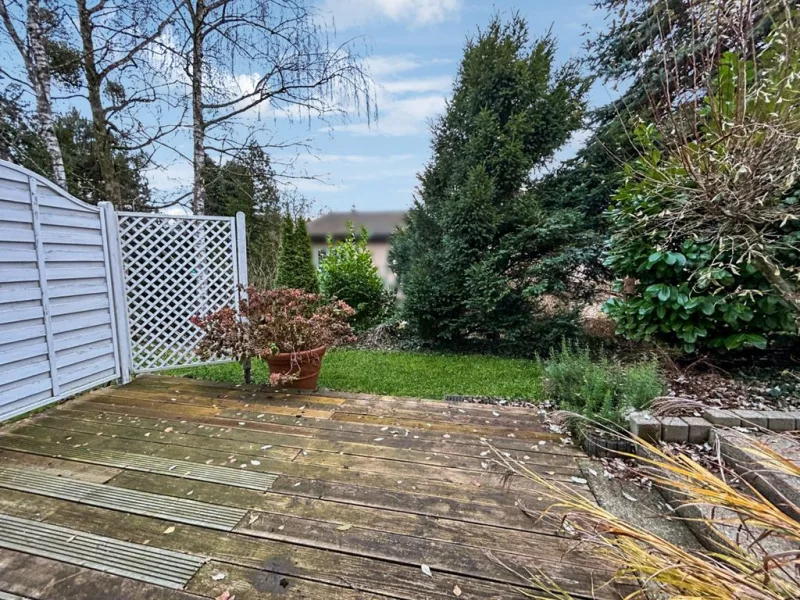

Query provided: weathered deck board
[0,375,632,600]
[49,407,581,468]
[28,411,581,473]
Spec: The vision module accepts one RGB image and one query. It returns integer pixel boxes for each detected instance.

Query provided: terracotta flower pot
[266,345,327,390]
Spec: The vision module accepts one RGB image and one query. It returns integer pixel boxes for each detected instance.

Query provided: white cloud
[382,76,452,95]
[365,54,451,77]
[336,94,446,136]
[145,161,194,193]
[315,153,416,163]
[284,179,347,194]
[325,0,462,29]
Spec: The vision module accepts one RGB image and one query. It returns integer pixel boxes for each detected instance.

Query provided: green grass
[167,348,544,400]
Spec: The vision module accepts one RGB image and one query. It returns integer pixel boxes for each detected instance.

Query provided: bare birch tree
[0,0,67,186]
[165,0,376,214]
[72,0,183,208]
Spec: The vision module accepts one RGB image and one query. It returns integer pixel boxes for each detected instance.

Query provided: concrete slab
[713,429,800,522]
[578,459,703,550]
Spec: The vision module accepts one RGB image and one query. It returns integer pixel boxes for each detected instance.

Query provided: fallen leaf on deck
[248,514,259,525]
[336,524,353,531]
[570,477,588,485]
[453,584,462,596]
[261,445,272,450]
[211,571,226,581]
[164,427,173,433]
[492,411,500,417]
[380,426,389,431]
[163,526,175,534]
[421,564,432,577]
[250,460,261,466]
[373,438,384,442]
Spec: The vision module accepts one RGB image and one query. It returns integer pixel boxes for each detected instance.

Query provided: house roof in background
[307,210,406,241]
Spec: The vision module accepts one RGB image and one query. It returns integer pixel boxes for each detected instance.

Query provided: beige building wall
[312,241,397,288]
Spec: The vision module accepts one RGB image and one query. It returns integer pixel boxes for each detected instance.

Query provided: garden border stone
[731,410,769,428]
[702,409,740,427]
[628,409,798,445]
[660,417,689,443]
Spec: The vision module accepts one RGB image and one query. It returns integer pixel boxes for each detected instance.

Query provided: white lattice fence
[116,212,247,373]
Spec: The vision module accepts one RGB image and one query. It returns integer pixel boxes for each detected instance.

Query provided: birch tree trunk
[191,0,206,215]
[0,0,68,187]
[26,0,66,187]
[76,0,121,207]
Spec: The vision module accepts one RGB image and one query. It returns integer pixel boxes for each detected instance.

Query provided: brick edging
[629,409,800,443]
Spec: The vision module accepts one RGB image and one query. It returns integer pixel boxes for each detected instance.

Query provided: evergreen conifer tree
[390,14,588,354]
[275,215,318,293]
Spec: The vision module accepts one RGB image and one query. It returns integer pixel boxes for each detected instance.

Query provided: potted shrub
[190,287,355,388]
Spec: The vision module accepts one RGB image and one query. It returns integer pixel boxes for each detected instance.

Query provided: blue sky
[275,0,612,214]
[0,0,614,214]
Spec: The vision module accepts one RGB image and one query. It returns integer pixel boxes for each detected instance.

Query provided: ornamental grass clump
[190,287,355,384]
[489,434,800,599]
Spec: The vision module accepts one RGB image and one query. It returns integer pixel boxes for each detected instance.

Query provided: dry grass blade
[485,432,800,600]
[650,397,707,418]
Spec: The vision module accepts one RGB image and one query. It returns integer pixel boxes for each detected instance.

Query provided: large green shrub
[540,343,663,425]
[275,215,318,293]
[319,223,393,331]
[603,125,796,353]
[390,14,590,355]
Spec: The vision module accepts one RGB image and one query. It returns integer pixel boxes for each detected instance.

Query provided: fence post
[100,202,133,384]
[29,177,59,396]
[235,211,248,297]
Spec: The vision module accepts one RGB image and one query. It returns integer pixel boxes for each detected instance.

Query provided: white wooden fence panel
[0,161,124,422]
[116,212,246,373]
[0,159,248,420]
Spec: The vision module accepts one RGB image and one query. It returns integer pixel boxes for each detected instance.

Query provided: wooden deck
[0,375,630,600]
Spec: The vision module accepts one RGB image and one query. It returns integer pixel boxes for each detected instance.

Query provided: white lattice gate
[114,212,247,373]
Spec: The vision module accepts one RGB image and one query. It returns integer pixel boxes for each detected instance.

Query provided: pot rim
[266,345,327,361]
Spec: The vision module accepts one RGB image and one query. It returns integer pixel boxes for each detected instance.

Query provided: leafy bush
[319,223,393,331]
[190,287,354,384]
[275,215,319,293]
[540,343,663,424]
[604,149,796,352]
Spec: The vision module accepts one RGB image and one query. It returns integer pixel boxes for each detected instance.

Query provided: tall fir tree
[294,218,319,294]
[275,215,318,293]
[390,14,588,354]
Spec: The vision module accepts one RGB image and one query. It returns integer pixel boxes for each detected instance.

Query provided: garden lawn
[167,348,544,400]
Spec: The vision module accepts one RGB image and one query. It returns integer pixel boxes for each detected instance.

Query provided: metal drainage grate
[0,513,206,589]
[0,592,33,600]
[0,436,278,491]
[0,467,247,531]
